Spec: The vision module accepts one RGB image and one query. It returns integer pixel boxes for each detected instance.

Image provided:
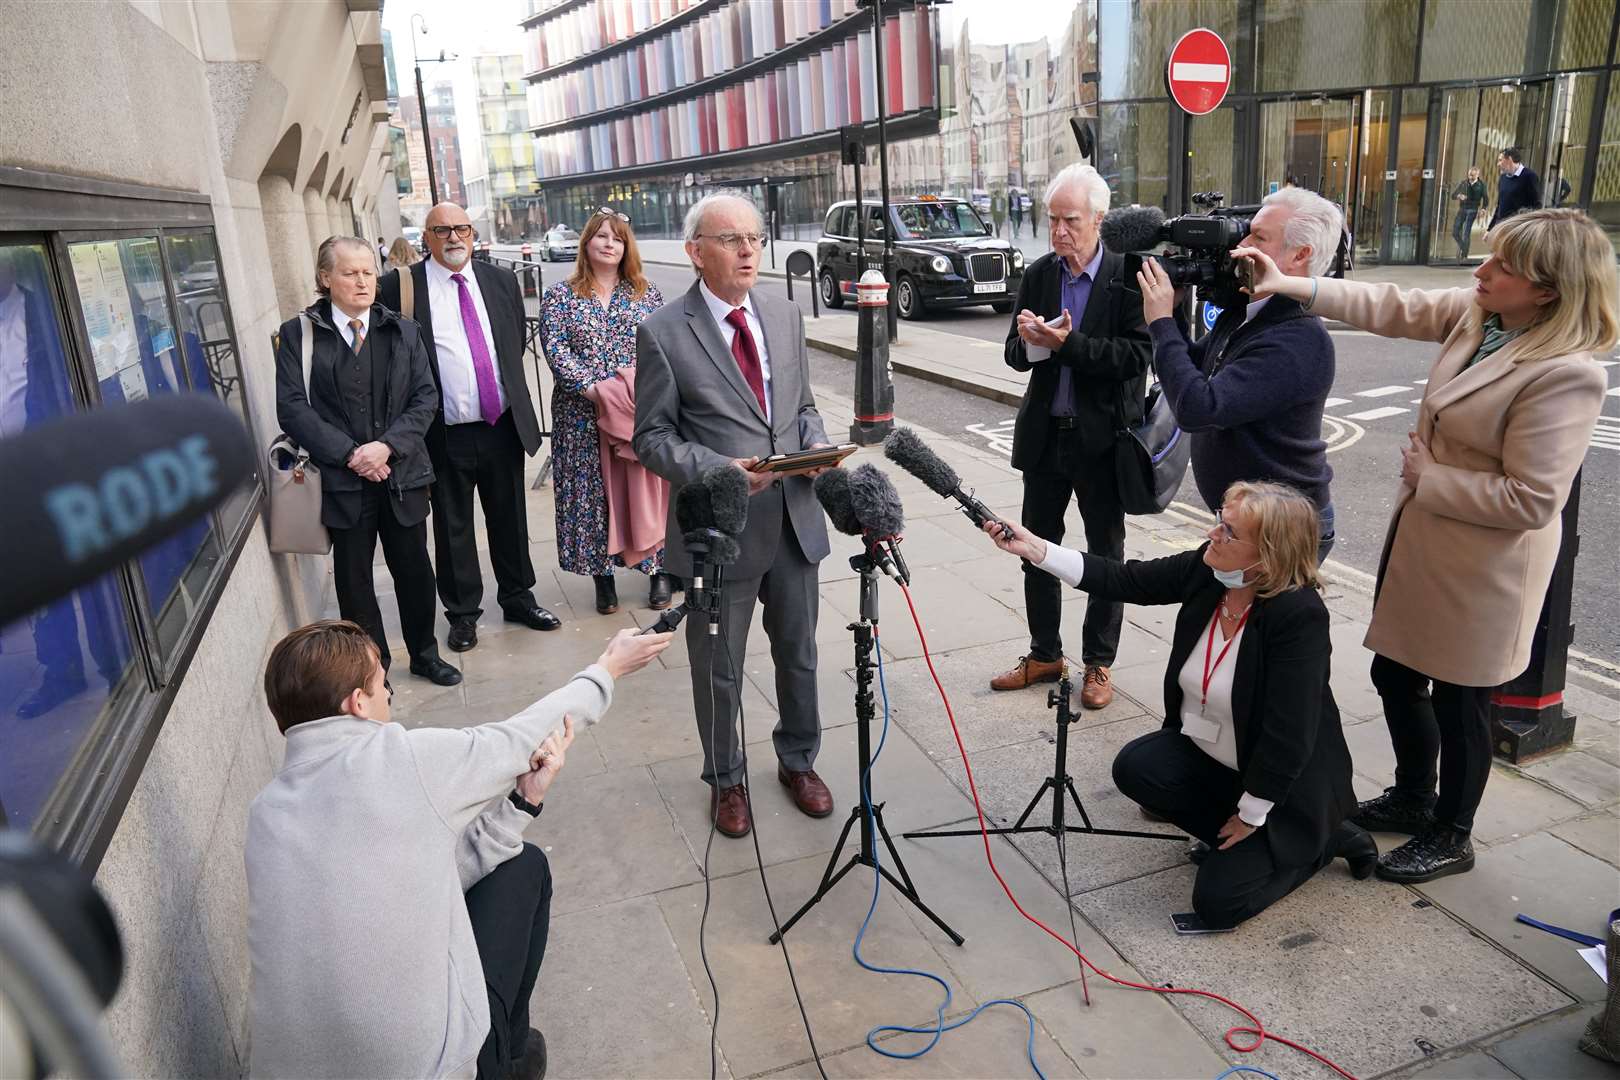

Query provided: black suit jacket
[1079,546,1356,870]
[1003,249,1152,466]
[376,259,542,458]
[275,302,439,529]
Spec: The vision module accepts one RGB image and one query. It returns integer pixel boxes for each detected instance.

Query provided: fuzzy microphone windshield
[813,469,862,536]
[883,427,1011,540]
[848,464,904,539]
[674,480,714,535]
[1099,205,1167,254]
[704,465,750,538]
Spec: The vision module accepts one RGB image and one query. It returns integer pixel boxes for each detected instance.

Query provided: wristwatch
[508,790,543,817]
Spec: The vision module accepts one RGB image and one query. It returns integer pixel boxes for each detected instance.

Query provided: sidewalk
[341,371,1619,1079]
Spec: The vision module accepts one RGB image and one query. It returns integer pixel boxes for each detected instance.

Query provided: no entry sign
[1166,28,1232,115]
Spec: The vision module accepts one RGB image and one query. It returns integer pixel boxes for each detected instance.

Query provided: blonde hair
[568,211,649,301]
[386,237,418,269]
[1222,481,1321,598]
[1484,208,1620,362]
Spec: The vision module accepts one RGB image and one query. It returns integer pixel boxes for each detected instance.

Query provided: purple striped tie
[449,272,502,425]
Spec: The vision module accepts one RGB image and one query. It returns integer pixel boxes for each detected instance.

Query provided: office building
[475,53,542,241]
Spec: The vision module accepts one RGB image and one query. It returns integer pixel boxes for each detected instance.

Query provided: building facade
[474,53,542,241]
[0,2,397,1073]
[524,0,1620,262]
[399,78,467,223]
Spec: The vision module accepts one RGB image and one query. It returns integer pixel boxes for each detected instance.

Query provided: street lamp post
[861,0,898,341]
[411,14,457,208]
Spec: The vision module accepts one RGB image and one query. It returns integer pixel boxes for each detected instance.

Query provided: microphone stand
[770,546,963,946]
[904,666,1185,846]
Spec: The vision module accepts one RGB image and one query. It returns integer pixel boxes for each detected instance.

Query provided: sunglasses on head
[590,206,630,224]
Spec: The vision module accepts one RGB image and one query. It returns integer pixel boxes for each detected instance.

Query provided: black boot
[1332,820,1378,880]
[648,572,673,611]
[594,574,619,615]
[1350,786,1437,835]
[1375,824,1475,884]
[1187,839,1211,865]
[16,666,88,719]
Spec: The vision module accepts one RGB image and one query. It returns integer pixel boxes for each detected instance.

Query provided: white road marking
[1413,378,1428,384]
[1410,399,1423,404]
[1345,405,1410,421]
[1592,417,1620,451]
[1356,385,1410,398]
[1324,396,1351,408]
[1321,415,1367,452]
[1607,386,1620,397]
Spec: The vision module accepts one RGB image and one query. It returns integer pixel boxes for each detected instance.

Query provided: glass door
[1352,90,1392,265]
[1426,79,1556,264]
[1259,94,1361,210]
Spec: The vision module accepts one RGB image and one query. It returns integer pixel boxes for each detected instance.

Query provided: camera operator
[998,163,1153,708]
[1135,188,1343,562]
[246,621,672,1080]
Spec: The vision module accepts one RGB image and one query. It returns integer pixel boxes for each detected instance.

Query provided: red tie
[725,308,767,415]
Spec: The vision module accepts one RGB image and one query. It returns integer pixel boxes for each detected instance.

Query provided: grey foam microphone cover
[883,427,961,497]
[704,464,750,537]
[1099,205,1166,254]
[674,480,712,535]
[848,463,904,538]
[813,468,862,536]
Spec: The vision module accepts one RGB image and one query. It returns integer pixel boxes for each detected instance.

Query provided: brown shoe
[990,655,1064,691]
[1080,665,1113,709]
[710,783,751,838]
[778,766,834,818]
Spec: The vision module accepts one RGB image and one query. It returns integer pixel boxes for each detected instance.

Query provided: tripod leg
[870,805,919,896]
[813,809,861,892]
[877,864,964,945]
[1064,777,1094,831]
[769,856,862,944]
[1011,777,1057,831]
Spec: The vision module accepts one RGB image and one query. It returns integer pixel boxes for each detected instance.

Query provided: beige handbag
[266,314,331,554]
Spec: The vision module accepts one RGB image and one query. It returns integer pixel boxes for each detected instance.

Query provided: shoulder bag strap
[399,266,415,320]
[298,313,314,398]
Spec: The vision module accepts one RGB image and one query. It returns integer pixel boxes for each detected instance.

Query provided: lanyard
[1201,607,1251,712]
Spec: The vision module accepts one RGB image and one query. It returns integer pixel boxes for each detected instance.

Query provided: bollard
[1490,469,1583,762]
[849,268,895,445]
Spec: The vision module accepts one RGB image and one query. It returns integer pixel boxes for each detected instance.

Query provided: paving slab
[534,895,730,1080]
[1417,831,1619,1002]
[1549,809,1620,868]
[822,577,1029,660]
[766,1006,1083,1079]
[1072,862,1571,1079]
[1468,765,1589,845]
[1328,619,1386,721]
[657,852,984,1079]
[458,617,640,707]
[1026,979,1232,1080]
[1522,750,1620,810]
[586,662,776,772]
[1389,1049,1522,1079]
[1487,1005,1613,1080]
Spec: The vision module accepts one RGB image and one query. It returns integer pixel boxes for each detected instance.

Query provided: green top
[1463,313,1524,370]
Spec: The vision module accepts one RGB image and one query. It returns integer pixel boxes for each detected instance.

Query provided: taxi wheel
[819,269,845,309]
[896,275,925,320]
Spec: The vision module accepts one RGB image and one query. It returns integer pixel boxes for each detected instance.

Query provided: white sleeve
[1035,542,1086,589]
[1236,792,1275,828]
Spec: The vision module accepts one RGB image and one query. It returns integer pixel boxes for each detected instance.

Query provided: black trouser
[330,482,439,672]
[1369,653,1493,832]
[1021,428,1125,666]
[1113,729,1333,929]
[431,410,538,623]
[1452,208,1479,258]
[468,842,552,1080]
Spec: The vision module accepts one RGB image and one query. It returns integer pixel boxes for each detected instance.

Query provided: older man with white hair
[632,192,834,840]
[1134,185,1342,563]
[997,163,1153,709]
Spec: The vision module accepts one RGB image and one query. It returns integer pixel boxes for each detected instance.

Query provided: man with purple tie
[378,203,561,653]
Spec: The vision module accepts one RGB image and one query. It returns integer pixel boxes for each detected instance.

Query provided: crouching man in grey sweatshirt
[246,620,672,1079]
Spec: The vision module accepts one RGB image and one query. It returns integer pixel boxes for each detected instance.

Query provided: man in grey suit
[633,193,834,839]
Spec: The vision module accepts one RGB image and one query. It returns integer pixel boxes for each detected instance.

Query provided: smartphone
[1171,912,1235,935]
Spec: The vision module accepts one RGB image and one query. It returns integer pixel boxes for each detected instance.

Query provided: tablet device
[748,443,859,474]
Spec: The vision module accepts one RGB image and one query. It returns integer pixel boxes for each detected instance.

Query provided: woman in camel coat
[1234,208,1616,884]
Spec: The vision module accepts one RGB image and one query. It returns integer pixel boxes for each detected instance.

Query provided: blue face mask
[1211,562,1258,589]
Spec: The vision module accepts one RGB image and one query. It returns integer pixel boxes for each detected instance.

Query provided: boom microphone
[1099,204,1166,255]
[0,395,255,624]
[883,427,1012,541]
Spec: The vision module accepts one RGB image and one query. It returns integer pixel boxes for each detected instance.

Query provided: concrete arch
[258,124,315,319]
[303,151,333,259]
[262,124,302,182]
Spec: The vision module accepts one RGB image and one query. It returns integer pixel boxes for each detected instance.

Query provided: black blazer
[1079,546,1356,870]
[275,302,439,529]
[376,260,542,458]
[1003,249,1152,465]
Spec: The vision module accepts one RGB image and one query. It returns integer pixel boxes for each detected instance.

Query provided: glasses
[428,224,475,240]
[1210,508,1250,546]
[592,206,630,223]
[697,232,767,251]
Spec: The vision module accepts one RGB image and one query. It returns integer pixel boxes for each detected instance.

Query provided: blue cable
[851,633,1047,1079]
[1214,1066,1282,1080]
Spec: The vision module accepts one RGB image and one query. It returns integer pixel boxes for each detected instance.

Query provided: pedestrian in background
[1451,166,1488,260]
[1009,190,1024,237]
[376,202,561,655]
[539,207,672,616]
[386,236,418,272]
[1029,192,1041,238]
[1486,147,1541,237]
[1237,207,1616,884]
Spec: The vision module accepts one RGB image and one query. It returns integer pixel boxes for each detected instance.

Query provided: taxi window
[894,202,990,239]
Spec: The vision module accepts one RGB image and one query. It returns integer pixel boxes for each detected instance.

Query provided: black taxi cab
[816,195,1024,320]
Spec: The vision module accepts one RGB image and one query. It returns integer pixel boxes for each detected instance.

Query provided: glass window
[894,201,989,238]
[0,242,138,833]
[1099,101,1170,212]
[68,237,224,663]
[1590,82,1620,254]
[1420,0,1534,83]
[1259,0,1420,92]
[1557,0,1618,69]
[1189,109,1235,203]
[1099,0,1240,101]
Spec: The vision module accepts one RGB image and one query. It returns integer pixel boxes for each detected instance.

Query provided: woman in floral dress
[539,208,672,614]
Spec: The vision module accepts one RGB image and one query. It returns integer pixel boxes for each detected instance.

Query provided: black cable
[723,599,829,1080]
[698,626,721,1080]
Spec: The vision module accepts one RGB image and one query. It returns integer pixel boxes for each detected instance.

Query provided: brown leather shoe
[1080,665,1113,709]
[710,783,751,838]
[778,766,834,818]
[990,655,1064,691]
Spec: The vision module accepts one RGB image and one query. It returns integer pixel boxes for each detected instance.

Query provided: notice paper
[1581,944,1607,984]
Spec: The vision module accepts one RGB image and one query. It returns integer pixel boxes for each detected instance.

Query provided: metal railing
[480,253,554,488]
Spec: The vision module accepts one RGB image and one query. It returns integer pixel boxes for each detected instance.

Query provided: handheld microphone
[883,428,1013,542]
[848,463,910,586]
[0,395,255,624]
[1099,205,1167,255]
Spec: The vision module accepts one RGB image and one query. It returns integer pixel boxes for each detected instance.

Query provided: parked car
[542,225,578,262]
[403,225,424,254]
[816,196,1024,320]
[176,259,219,292]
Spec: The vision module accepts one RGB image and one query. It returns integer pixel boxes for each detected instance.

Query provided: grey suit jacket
[632,280,831,579]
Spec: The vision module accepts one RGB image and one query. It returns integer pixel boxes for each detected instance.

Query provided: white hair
[1043,164,1111,216]
[1259,187,1345,276]
[682,193,764,242]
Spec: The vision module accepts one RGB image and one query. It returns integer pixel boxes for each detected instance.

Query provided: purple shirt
[1050,244,1104,418]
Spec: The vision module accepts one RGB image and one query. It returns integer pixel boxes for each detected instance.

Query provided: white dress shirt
[425,257,506,424]
[0,286,29,438]
[1243,296,1272,324]
[699,278,772,422]
[332,304,371,351]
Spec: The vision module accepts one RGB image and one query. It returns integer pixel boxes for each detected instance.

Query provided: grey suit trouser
[688,524,822,789]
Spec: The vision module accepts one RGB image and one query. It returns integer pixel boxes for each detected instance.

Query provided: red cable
[896,584,1360,1080]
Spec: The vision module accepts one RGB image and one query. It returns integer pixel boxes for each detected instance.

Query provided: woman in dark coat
[983,480,1374,929]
